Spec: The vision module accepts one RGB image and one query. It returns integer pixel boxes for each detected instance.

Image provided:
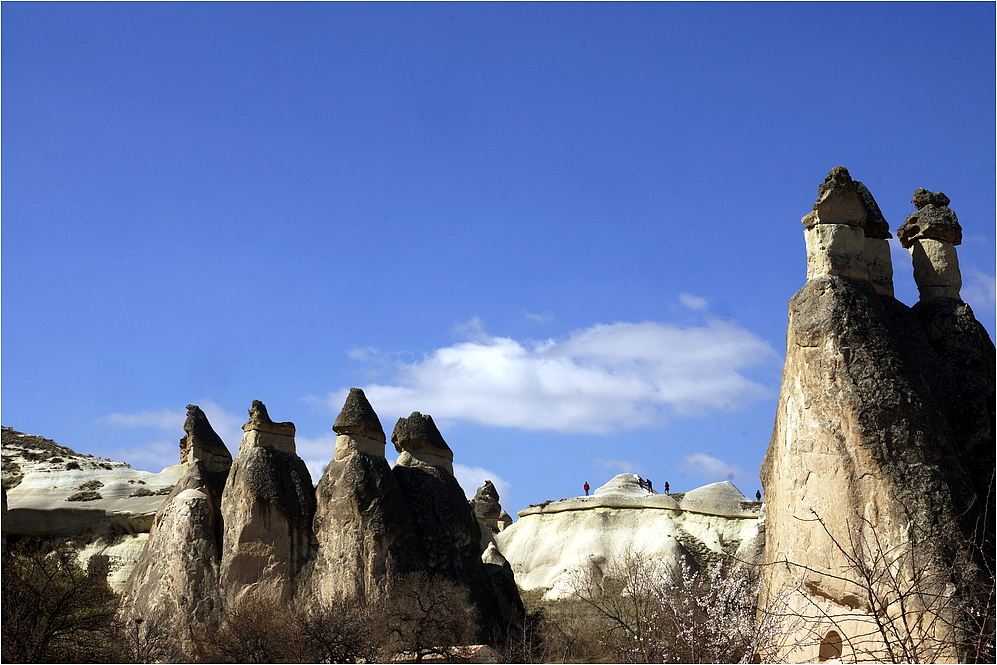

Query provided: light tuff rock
[760,171,994,663]
[495,476,763,600]
[392,412,455,473]
[308,437,416,604]
[120,405,233,648]
[220,401,315,607]
[2,427,183,537]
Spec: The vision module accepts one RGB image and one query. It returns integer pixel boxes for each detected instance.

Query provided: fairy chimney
[897,189,963,300]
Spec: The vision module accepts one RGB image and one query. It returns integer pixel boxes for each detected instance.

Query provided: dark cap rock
[333,388,385,442]
[179,404,232,464]
[897,189,961,248]
[802,166,868,229]
[242,399,295,436]
[391,412,453,460]
[854,180,891,239]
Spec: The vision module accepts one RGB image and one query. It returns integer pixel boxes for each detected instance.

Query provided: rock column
[120,405,232,653]
[219,401,315,607]
[801,166,894,296]
[898,189,963,301]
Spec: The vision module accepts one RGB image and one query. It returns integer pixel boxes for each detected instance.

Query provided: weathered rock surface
[333,387,388,459]
[309,392,517,644]
[898,188,962,247]
[309,389,416,603]
[472,480,513,547]
[495,475,763,600]
[220,400,315,607]
[120,405,232,641]
[2,426,182,541]
[801,167,894,296]
[392,411,455,473]
[760,171,994,662]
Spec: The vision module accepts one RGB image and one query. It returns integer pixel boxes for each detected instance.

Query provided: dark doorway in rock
[818,629,843,661]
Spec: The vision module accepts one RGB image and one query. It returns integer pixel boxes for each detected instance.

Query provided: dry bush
[383,571,480,662]
[194,596,311,663]
[1,538,125,663]
[299,594,390,663]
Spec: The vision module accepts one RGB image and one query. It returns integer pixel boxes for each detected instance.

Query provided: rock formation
[472,479,513,550]
[307,393,519,644]
[219,400,315,608]
[308,388,415,603]
[760,169,994,662]
[800,166,895,296]
[121,405,232,644]
[495,475,763,600]
[391,411,455,473]
[388,411,509,642]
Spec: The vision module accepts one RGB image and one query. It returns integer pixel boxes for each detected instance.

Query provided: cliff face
[760,169,994,663]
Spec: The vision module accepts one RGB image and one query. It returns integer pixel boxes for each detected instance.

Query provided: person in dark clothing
[584,481,590,496]
[756,489,762,502]
[664,481,670,493]
[646,479,653,492]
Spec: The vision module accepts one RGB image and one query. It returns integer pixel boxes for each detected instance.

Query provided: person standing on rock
[646,479,653,493]
[664,481,670,493]
[583,481,590,496]
[756,490,762,502]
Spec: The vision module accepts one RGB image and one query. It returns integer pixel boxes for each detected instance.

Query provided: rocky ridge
[495,475,764,600]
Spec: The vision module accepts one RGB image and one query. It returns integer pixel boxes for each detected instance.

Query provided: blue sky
[3,2,994,516]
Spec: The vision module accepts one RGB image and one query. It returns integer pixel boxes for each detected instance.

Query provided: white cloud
[679,453,743,480]
[523,310,556,324]
[294,432,339,484]
[106,408,184,432]
[962,268,996,321]
[679,293,708,310]
[103,400,246,472]
[328,319,775,434]
[453,463,511,500]
[591,458,645,474]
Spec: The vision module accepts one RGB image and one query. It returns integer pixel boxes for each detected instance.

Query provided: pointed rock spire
[240,400,296,453]
[179,404,231,471]
[332,388,386,459]
[334,388,385,441]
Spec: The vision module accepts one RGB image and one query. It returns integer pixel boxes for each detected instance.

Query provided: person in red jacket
[583,481,590,496]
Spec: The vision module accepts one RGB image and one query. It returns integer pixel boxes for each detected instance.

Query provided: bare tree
[561,548,814,664]
[299,594,389,664]
[2,537,125,663]
[765,508,995,664]
[383,571,479,663]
